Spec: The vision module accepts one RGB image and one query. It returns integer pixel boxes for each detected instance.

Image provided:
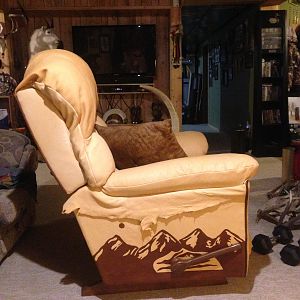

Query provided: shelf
[262,77,282,82]
[261,123,282,127]
[99,91,150,95]
[261,49,283,55]
[98,84,152,94]
[261,101,280,107]
[252,10,288,157]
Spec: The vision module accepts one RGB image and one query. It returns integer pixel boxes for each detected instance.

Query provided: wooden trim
[23,6,172,17]
[182,0,285,6]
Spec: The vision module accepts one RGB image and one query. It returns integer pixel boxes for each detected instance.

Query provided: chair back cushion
[15,49,115,193]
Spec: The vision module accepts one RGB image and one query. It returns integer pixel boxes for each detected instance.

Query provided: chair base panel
[82,271,228,296]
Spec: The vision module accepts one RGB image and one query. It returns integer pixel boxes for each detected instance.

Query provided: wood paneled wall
[0,0,184,123]
[4,1,172,93]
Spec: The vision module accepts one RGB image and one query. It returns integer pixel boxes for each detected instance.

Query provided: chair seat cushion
[95,120,187,169]
[103,153,259,197]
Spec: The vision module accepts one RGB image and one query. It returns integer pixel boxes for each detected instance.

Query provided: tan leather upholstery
[15,49,259,288]
[16,88,86,194]
[175,131,208,156]
[102,153,258,197]
[14,48,259,219]
[16,49,115,190]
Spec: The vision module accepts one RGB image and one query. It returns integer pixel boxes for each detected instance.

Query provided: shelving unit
[252,10,289,157]
[97,84,153,124]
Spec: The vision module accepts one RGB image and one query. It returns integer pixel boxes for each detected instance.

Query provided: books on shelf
[262,84,280,101]
[261,27,282,50]
[262,59,280,77]
[262,109,281,125]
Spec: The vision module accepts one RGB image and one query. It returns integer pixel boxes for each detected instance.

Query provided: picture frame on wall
[222,69,229,87]
[234,23,246,53]
[220,44,228,66]
[214,45,220,64]
[209,69,213,87]
[210,49,215,65]
[228,67,233,81]
[245,50,254,68]
[213,65,219,80]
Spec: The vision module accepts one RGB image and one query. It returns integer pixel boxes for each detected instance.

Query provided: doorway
[181,4,259,152]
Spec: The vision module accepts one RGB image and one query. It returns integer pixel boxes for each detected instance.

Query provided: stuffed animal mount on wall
[29,21,62,58]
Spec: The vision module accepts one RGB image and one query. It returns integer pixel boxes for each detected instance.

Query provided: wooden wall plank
[60,17,72,50]
[128,0,138,5]
[169,6,182,124]
[27,16,35,36]
[71,16,81,26]
[159,0,171,5]
[156,13,169,95]
[28,0,45,8]
[45,0,62,7]
[88,0,99,6]
[64,0,75,6]
[75,0,89,6]
[104,0,114,6]
[142,0,153,5]
[116,0,129,6]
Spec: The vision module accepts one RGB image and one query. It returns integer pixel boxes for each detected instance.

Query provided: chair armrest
[19,144,38,172]
[175,131,208,156]
[95,114,107,127]
[103,153,259,197]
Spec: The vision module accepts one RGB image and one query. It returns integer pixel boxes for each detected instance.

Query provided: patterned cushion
[0,167,22,188]
[0,130,37,263]
[0,129,31,168]
[0,187,35,262]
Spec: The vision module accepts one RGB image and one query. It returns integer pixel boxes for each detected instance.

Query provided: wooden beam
[170,6,182,127]
[182,0,285,6]
[19,6,172,17]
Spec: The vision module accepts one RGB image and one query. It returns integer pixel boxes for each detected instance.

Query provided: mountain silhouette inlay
[96,228,245,275]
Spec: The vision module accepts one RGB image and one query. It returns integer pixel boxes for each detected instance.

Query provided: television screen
[72,25,156,84]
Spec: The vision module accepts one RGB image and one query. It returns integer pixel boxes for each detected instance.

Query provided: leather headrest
[16,49,98,138]
[16,49,115,188]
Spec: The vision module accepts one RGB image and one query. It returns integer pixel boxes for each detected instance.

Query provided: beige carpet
[1,157,300,300]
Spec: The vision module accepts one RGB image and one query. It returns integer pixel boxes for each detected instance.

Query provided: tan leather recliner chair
[15,49,259,296]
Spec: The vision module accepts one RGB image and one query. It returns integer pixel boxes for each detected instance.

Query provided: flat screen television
[72,25,156,84]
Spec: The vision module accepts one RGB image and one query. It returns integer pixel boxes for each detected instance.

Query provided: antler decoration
[5,0,28,37]
[0,0,28,60]
[43,18,54,29]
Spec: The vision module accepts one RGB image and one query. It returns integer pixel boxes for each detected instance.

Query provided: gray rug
[1,176,300,300]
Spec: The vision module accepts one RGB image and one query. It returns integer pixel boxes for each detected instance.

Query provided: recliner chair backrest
[16,49,115,194]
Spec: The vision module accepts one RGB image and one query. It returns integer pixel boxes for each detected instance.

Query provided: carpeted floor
[1,157,300,300]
